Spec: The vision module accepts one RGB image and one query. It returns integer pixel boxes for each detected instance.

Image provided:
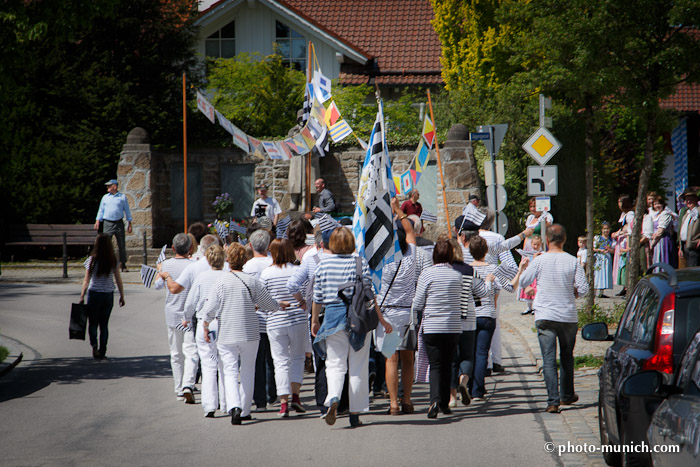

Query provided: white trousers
[489,319,502,368]
[268,322,307,396]
[217,340,259,417]
[324,331,371,413]
[195,320,226,413]
[167,326,199,395]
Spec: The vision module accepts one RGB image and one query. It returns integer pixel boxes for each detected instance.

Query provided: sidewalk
[499,288,624,467]
[0,262,147,285]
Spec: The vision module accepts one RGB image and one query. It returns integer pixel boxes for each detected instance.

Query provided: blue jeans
[87,290,113,355]
[451,330,476,389]
[535,320,578,406]
[471,317,496,398]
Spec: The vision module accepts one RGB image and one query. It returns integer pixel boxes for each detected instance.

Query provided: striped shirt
[377,244,418,318]
[471,263,514,319]
[313,254,371,306]
[154,257,194,328]
[460,232,522,266]
[519,251,589,323]
[174,259,230,290]
[200,271,279,344]
[451,261,488,331]
[259,264,307,330]
[84,257,115,293]
[183,269,226,321]
[243,256,273,332]
[411,263,463,334]
[287,250,332,299]
[480,230,519,280]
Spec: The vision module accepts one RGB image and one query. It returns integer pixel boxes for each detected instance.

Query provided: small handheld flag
[140,264,158,288]
[156,245,167,265]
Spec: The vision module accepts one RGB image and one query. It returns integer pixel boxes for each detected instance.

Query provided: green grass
[578,302,625,327]
[555,354,605,369]
[0,345,8,364]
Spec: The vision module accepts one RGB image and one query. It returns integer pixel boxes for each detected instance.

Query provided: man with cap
[94,178,132,271]
[251,183,282,226]
[679,188,700,267]
[469,194,480,207]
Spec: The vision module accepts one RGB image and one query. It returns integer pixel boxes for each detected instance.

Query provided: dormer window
[206,21,235,58]
[275,21,306,71]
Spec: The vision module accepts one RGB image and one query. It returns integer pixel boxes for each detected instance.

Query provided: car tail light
[642,293,675,374]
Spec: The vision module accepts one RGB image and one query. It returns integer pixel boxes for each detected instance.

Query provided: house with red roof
[195,0,443,95]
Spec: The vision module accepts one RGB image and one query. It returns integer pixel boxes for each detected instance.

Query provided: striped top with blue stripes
[84,257,116,293]
[259,264,307,331]
[313,254,371,306]
[200,271,280,344]
[377,244,419,318]
[183,269,226,321]
[411,263,463,334]
[471,263,513,319]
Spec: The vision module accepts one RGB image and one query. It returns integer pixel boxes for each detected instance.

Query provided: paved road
[0,282,573,466]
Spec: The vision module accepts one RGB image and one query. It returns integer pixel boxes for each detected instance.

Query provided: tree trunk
[584,97,596,315]
[626,107,658,294]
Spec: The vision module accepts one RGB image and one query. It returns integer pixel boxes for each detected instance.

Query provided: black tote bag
[69,303,88,340]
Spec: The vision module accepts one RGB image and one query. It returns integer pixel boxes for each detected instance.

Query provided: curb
[0,336,24,378]
[500,317,540,369]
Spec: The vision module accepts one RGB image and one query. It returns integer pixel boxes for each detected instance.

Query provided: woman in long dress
[611,194,634,296]
[650,196,678,268]
[593,222,614,298]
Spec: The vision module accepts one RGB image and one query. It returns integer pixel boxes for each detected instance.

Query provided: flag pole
[427,90,451,238]
[183,73,188,233]
[305,43,313,214]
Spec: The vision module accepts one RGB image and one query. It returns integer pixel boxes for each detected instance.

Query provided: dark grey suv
[583,264,700,466]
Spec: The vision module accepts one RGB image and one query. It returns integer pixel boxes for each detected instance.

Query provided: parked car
[582,264,700,466]
[621,328,700,466]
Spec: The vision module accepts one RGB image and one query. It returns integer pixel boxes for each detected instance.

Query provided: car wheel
[599,393,621,466]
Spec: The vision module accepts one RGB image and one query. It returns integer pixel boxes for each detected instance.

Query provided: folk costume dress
[593,235,613,291]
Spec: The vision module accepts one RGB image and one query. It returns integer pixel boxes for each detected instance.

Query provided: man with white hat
[250,183,282,227]
[94,178,132,271]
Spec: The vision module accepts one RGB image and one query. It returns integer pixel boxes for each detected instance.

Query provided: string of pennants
[393,114,436,195]
[196,66,367,161]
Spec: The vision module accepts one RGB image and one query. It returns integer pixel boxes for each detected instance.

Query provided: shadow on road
[0,355,171,403]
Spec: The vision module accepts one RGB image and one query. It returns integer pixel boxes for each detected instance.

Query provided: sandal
[386,406,401,415]
[401,402,415,414]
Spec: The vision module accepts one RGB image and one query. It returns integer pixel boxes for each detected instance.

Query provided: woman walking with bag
[79,233,125,360]
[311,227,393,428]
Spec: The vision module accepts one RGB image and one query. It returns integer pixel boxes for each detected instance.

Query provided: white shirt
[174,258,229,290]
[251,196,282,220]
[155,257,194,328]
[243,256,274,332]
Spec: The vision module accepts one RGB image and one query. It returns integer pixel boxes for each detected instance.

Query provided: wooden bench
[5,224,96,277]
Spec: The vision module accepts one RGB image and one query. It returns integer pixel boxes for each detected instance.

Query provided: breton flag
[213,219,229,243]
[196,91,216,124]
[462,202,486,226]
[140,264,158,288]
[312,213,342,232]
[229,220,247,236]
[352,100,402,290]
[421,210,438,223]
[156,245,167,265]
[313,69,332,103]
[299,83,313,125]
[276,215,292,239]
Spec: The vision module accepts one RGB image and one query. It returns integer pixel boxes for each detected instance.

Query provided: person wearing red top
[401,190,423,218]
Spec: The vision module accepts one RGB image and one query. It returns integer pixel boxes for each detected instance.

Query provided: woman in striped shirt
[259,239,308,417]
[311,227,393,428]
[201,243,288,426]
[182,245,227,418]
[411,239,464,418]
[468,235,526,400]
[79,233,125,360]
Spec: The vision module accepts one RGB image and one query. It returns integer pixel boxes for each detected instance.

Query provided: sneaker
[325,398,339,426]
[291,394,307,413]
[278,402,290,418]
[458,381,472,406]
[545,405,560,413]
[176,394,185,401]
[448,399,458,408]
[472,396,485,402]
[561,394,579,405]
[492,363,505,373]
[183,387,195,404]
[521,309,533,315]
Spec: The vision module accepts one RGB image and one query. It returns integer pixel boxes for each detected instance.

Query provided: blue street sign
[470,132,490,141]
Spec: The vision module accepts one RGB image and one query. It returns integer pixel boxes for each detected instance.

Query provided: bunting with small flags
[196,91,216,124]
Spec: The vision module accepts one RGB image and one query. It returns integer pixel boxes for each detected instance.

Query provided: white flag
[196,91,216,124]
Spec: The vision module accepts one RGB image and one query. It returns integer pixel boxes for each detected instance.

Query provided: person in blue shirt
[94,179,132,271]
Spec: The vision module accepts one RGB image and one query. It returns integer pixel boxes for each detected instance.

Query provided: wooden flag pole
[427,90,451,238]
[305,42,314,213]
[183,73,188,233]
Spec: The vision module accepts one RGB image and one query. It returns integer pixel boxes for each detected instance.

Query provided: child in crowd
[518,235,542,315]
[577,235,588,267]
[593,222,614,298]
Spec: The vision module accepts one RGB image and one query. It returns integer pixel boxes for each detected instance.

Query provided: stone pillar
[118,127,153,248]
[437,124,483,233]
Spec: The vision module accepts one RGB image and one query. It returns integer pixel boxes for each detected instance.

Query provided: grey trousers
[103,219,126,264]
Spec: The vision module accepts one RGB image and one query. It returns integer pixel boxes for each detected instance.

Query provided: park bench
[5,224,96,277]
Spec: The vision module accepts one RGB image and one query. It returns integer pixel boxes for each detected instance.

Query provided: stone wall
[118,125,482,247]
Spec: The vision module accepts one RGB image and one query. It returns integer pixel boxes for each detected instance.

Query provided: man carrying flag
[352,100,402,290]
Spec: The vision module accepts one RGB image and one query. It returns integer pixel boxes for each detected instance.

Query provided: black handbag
[69,303,88,340]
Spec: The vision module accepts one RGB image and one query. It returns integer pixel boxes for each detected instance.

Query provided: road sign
[486,184,507,211]
[535,196,551,212]
[477,124,508,157]
[527,165,558,196]
[493,211,508,236]
[484,160,505,186]
[470,132,490,141]
[522,127,562,165]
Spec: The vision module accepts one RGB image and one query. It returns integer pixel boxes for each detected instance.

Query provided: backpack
[337,256,378,335]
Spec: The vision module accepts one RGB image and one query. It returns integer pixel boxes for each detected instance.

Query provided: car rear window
[676,297,700,351]
[632,289,659,346]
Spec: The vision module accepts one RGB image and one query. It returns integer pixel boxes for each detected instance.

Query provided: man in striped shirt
[519,224,589,414]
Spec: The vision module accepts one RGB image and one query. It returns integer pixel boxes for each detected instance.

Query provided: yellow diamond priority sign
[522,127,562,166]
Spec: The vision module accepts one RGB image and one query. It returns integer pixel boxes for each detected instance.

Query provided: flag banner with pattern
[262,141,283,159]
[393,175,402,195]
[422,114,435,149]
[300,125,316,149]
[214,219,229,242]
[415,140,429,170]
[313,69,332,103]
[329,119,353,142]
[310,97,326,124]
[312,213,342,232]
[276,141,293,160]
[352,100,402,291]
[421,210,438,223]
[156,245,167,265]
[291,134,310,155]
[247,136,265,159]
[300,83,313,125]
[140,264,158,288]
[196,91,216,124]
[401,170,413,194]
[325,101,342,128]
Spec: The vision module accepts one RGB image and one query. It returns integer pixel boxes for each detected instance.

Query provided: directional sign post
[522,127,562,166]
[527,165,558,196]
